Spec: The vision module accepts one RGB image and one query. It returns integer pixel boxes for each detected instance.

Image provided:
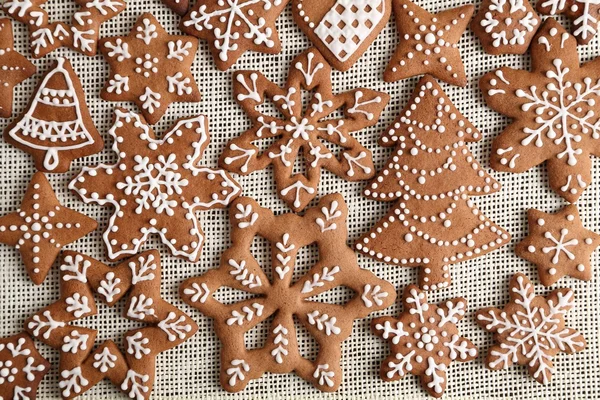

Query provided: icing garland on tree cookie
[356,75,511,290]
[180,0,289,70]
[69,108,241,262]
[180,194,395,392]
[481,18,600,203]
[220,48,388,212]
[0,172,97,285]
[516,204,600,286]
[0,333,49,400]
[476,273,586,384]
[373,285,477,398]
[3,0,126,58]
[99,13,201,125]
[25,250,198,400]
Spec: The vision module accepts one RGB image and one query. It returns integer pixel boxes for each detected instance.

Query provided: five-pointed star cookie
[384,0,474,86]
[516,205,600,286]
[0,172,97,285]
[476,273,586,384]
[481,19,600,203]
[3,0,126,58]
[0,333,50,400]
[69,108,241,262]
[25,250,198,400]
[180,0,289,70]
[100,13,201,124]
[0,18,36,118]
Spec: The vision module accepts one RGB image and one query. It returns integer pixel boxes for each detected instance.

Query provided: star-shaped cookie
[384,0,474,86]
[0,18,36,118]
[516,205,600,286]
[70,108,240,262]
[100,13,201,124]
[0,172,97,285]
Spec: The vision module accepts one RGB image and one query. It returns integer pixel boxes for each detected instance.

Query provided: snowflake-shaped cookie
[180,194,395,391]
[100,13,201,124]
[3,0,126,58]
[0,333,49,400]
[516,205,600,286]
[471,0,540,54]
[476,273,586,384]
[180,0,289,70]
[373,285,477,397]
[69,108,240,262]
[384,0,474,86]
[482,18,600,203]
[25,250,198,400]
[220,48,388,211]
[0,172,97,285]
[537,0,600,44]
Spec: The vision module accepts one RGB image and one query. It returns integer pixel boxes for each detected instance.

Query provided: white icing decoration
[234,203,258,228]
[105,38,131,61]
[139,87,161,114]
[385,350,414,378]
[236,73,261,102]
[106,74,129,94]
[135,18,158,44]
[271,324,289,364]
[347,91,382,120]
[343,151,371,176]
[479,0,539,48]
[60,254,90,283]
[59,366,89,397]
[228,259,262,288]
[223,144,256,173]
[183,282,210,303]
[167,72,194,96]
[121,369,150,400]
[226,359,249,387]
[167,40,193,61]
[226,303,264,325]
[28,311,65,339]
[62,330,89,353]
[127,294,156,319]
[280,181,316,209]
[295,51,323,86]
[301,266,340,293]
[129,254,157,284]
[126,332,151,359]
[98,272,121,303]
[315,200,342,232]
[425,357,446,394]
[374,320,408,344]
[307,310,341,335]
[65,293,92,318]
[158,312,193,341]
[274,233,294,280]
[313,364,335,387]
[93,347,117,373]
[361,284,388,307]
[541,228,578,263]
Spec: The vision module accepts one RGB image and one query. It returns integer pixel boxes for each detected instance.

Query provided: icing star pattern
[516,205,600,286]
[0,172,97,285]
[100,13,201,124]
[25,251,198,400]
[481,19,600,203]
[3,0,126,58]
[384,0,474,86]
[181,0,289,70]
[476,273,586,384]
[372,285,477,398]
[0,333,49,400]
[0,18,36,118]
[220,48,388,212]
[69,108,241,262]
[180,194,395,392]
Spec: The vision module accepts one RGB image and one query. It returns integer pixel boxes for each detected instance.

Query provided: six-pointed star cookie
[69,108,241,262]
[100,13,201,124]
[0,332,49,400]
[25,250,198,400]
[3,0,126,58]
[481,19,600,203]
[476,273,586,384]
[384,0,474,86]
[0,172,97,285]
[180,0,289,70]
[372,285,477,397]
[0,18,36,118]
[516,205,600,286]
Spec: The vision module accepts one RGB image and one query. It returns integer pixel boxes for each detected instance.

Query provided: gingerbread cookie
[25,250,198,400]
[181,0,289,70]
[373,285,477,397]
[0,333,49,400]
[100,13,201,125]
[471,0,540,54]
[384,0,474,86]
[516,205,600,286]
[220,48,388,212]
[180,194,395,392]
[69,108,240,262]
[356,75,511,290]
[476,273,586,384]
[292,0,392,71]
[5,57,104,173]
[482,18,600,203]
[537,0,600,44]
[162,0,189,15]
[0,19,36,118]
[3,0,126,58]
[0,172,97,285]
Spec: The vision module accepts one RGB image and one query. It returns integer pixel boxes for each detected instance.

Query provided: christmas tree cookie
[356,75,511,290]
[5,58,104,173]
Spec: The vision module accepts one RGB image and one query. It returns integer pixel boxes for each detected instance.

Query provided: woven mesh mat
[0,1,599,399]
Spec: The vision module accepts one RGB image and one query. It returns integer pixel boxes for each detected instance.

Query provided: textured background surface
[0,0,599,399]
